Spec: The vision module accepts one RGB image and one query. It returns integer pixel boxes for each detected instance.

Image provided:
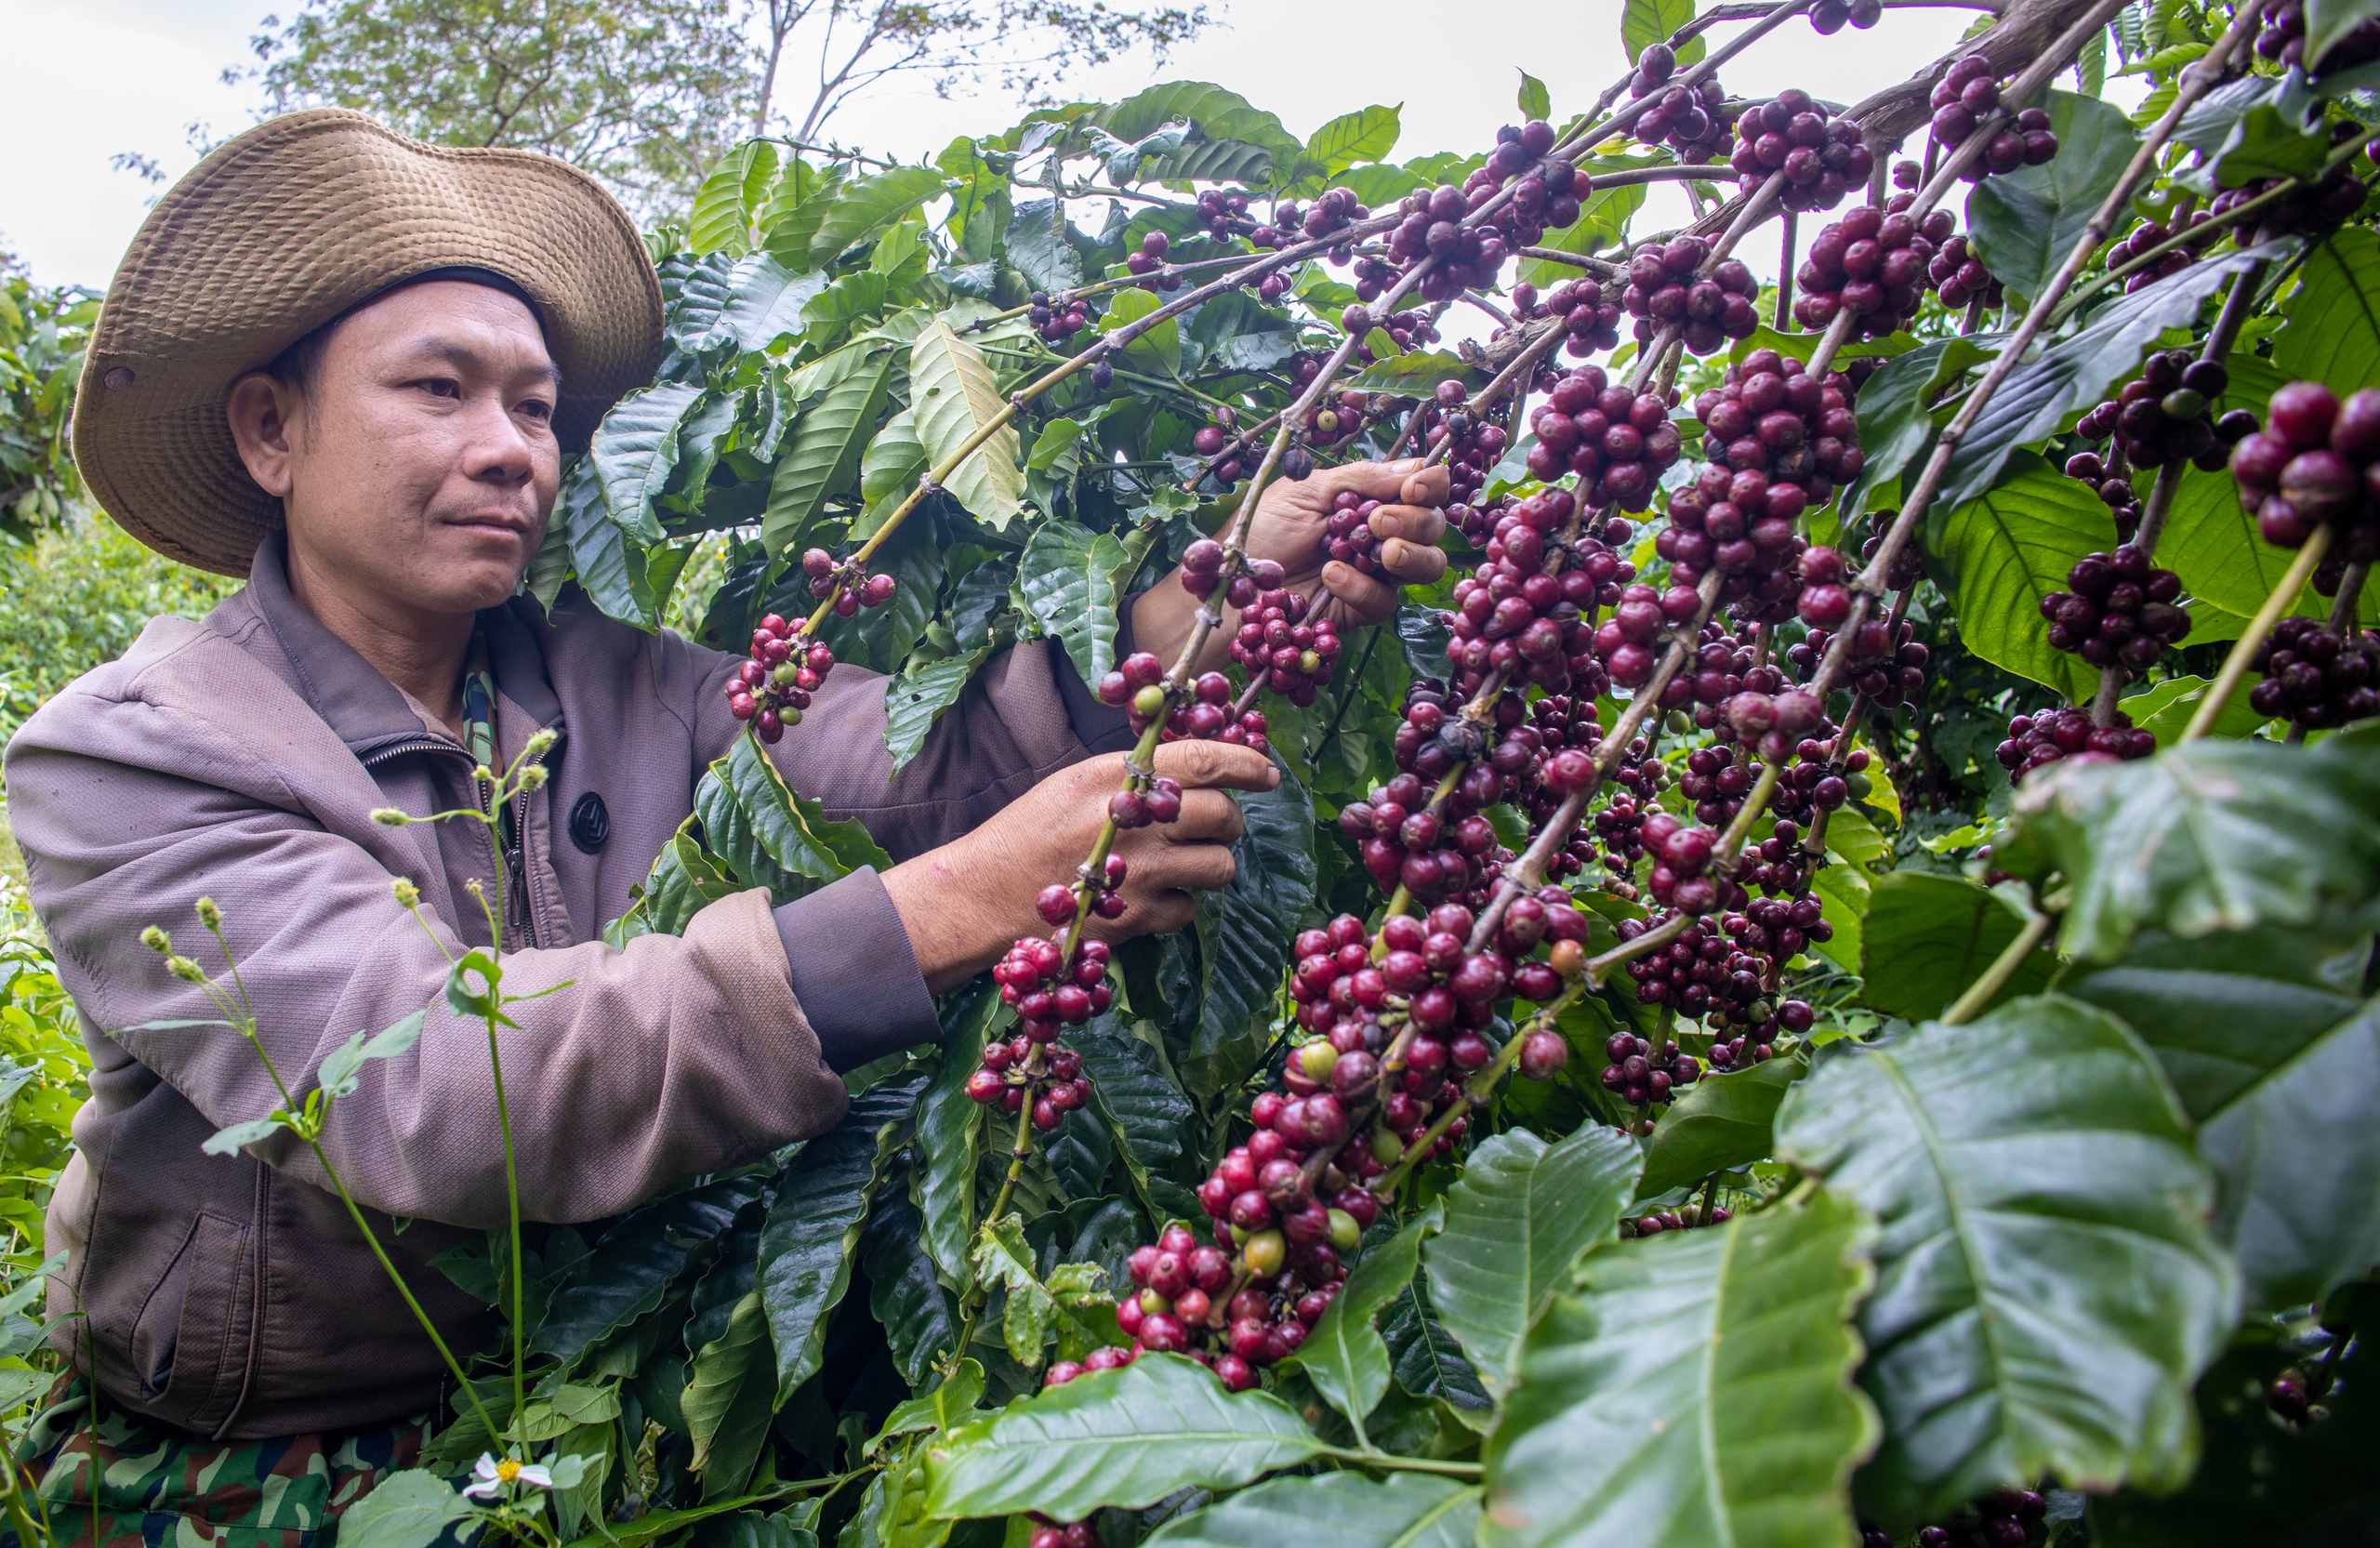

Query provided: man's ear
[226,372,301,498]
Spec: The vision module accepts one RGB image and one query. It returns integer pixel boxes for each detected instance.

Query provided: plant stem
[1313,1447,1484,1477]
[1940,909,2052,1025]
[945,1099,1039,1370]
[2182,524,2334,742]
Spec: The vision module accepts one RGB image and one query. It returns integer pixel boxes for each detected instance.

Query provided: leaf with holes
[1939,244,2279,509]
[921,1352,1326,1520]
[1858,872,2056,1022]
[1480,1192,1878,1548]
[762,347,892,559]
[758,1075,921,1405]
[1927,452,2119,702]
[1634,1047,1811,1200]
[1999,732,2380,961]
[1146,1474,1480,1548]
[1774,1001,2238,1519]
[2068,924,2380,1313]
[1423,1122,1641,1392]
[909,315,1025,528]
[1966,92,2142,311]
[1019,520,1139,688]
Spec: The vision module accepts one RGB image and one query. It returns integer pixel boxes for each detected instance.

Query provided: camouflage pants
[7,1378,431,1548]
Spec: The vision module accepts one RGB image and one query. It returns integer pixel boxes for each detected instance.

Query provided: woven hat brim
[73,109,665,578]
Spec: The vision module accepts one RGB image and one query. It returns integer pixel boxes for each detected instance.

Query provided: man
[3,110,1448,1537]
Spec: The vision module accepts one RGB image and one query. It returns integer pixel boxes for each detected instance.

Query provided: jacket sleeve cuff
[1053,591,1144,755]
[774,867,941,1074]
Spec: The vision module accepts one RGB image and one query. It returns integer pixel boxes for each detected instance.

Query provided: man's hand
[879,741,1278,994]
[1131,459,1452,673]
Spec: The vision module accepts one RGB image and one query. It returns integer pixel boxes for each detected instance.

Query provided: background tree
[0,248,96,548]
[233,0,760,220]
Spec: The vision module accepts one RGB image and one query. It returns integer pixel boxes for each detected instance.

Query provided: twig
[1940,910,2052,1025]
[2183,526,2334,742]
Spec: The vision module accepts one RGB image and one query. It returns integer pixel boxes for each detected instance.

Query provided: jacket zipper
[361,734,551,950]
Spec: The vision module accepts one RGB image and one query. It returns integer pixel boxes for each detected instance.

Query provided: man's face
[228,281,562,617]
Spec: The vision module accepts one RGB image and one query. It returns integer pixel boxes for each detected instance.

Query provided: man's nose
[462,392,537,484]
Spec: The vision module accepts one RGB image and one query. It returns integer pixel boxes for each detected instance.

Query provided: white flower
[464,1453,555,1498]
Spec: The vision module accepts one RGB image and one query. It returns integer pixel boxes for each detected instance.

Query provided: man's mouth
[443,513,532,539]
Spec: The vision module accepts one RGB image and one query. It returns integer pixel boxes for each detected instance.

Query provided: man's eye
[519,399,554,421]
[418,378,461,399]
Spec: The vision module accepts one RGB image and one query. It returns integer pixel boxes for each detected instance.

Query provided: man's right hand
[879,741,1279,994]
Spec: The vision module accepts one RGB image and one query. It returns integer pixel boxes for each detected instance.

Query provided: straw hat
[73,109,666,578]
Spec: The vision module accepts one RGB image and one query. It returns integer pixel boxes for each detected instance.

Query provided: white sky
[1,0,2091,292]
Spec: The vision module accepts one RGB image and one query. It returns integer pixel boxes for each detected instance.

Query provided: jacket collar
[245,534,562,761]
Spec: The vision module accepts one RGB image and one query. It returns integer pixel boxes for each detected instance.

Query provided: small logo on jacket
[567,791,611,854]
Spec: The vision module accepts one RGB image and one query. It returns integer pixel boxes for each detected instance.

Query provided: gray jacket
[3,535,1127,1439]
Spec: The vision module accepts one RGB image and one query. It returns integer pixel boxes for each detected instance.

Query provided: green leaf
[970,1214,1056,1368]
[1928,452,2120,702]
[1939,244,2278,509]
[1073,1016,1192,1206]
[1093,83,1302,166]
[1423,1123,1642,1392]
[1345,350,1485,394]
[909,316,1025,529]
[1295,106,1402,184]
[203,1116,288,1157]
[699,256,831,356]
[1517,73,1553,122]
[861,1189,963,1387]
[2271,226,2380,400]
[802,271,892,351]
[443,949,505,1022]
[592,381,706,545]
[696,734,893,906]
[1858,872,2055,1021]
[535,1177,766,1366]
[2068,925,2380,1312]
[1964,92,2142,310]
[1146,1474,1480,1548]
[335,1468,472,1548]
[1285,1207,1435,1435]
[1634,1047,1811,1199]
[2307,0,2380,70]
[1183,762,1316,1104]
[764,350,893,558]
[1773,1000,2240,1519]
[812,500,943,675]
[758,1076,921,1405]
[1003,200,1084,298]
[883,653,988,775]
[875,1359,986,1453]
[1480,1193,1879,1548]
[1018,520,1138,687]
[1099,286,1182,379]
[689,141,783,258]
[1620,0,1705,65]
[1835,335,1989,527]
[685,1290,774,1496]
[2000,734,2380,961]
[808,167,948,269]
[316,1010,425,1100]
[914,986,1002,1294]
[639,833,744,938]
[2205,103,2333,189]
[860,408,929,512]
[920,1352,1326,1520]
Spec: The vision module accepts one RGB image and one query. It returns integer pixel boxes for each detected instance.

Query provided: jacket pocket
[128,1211,257,1435]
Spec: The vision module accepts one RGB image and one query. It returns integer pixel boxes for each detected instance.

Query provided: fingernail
[1390,457,1423,471]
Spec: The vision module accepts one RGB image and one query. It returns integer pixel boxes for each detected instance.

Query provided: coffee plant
[229,2,2380,1544]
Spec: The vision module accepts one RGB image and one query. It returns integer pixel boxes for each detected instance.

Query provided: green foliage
[1965,92,2142,310]
[0,882,87,1278]
[0,262,96,545]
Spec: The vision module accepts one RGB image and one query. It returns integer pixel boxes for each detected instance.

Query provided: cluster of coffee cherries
[2207,154,2373,247]
[1632,808,1731,915]
[2255,0,2380,76]
[724,614,835,745]
[1323,487,1390,574]
[2103,210,2216,294]
[2038,545,2192,673]
[2249,615,2380,730]
[1385,153,1560,293]
[1016,1518,1096,1548]
[1119,1218,1348,1392]
[797,545,899,617]
[1036,858,1129,929]
[1540,275,1628,360]
[1995,706,2155,776]
[1121,229,1176,287]
[2075,350,2247,475]
[969,935,1107,1132]
[2230,381,2380,561]
[1596,1024,1703,1115]
[1409,381,1513,508]
[1340,758,1516,906]
[1305,380,1386,446]
[1446,489,1608,686]
[1729,89,1874,215]
[1190,405,1253,484]
[1882,1488,2051,1548]
[1025,290,1088,344]
[1620,235,1765,354]
[1526,367,1686,510]
[1792,203,1953,338]
[1928,57,2059,177]
[1629,46,1732,163]
[1807,0,1884,33]
[1226,585,1342,706]
[1926,232,2005,312]
[1791,614,1930,710]
[1183,187,1252,243]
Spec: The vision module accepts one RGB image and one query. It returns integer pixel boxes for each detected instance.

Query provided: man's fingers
[1142,843,1237,893]
[1150,739,1278,791]
[1378,537,1449,586]
[1319,560,1399,626]
[1399,464,1451,509]
[1320,456,1429,504]
[1163,788,1246,845]
[1368,502,1447,548]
